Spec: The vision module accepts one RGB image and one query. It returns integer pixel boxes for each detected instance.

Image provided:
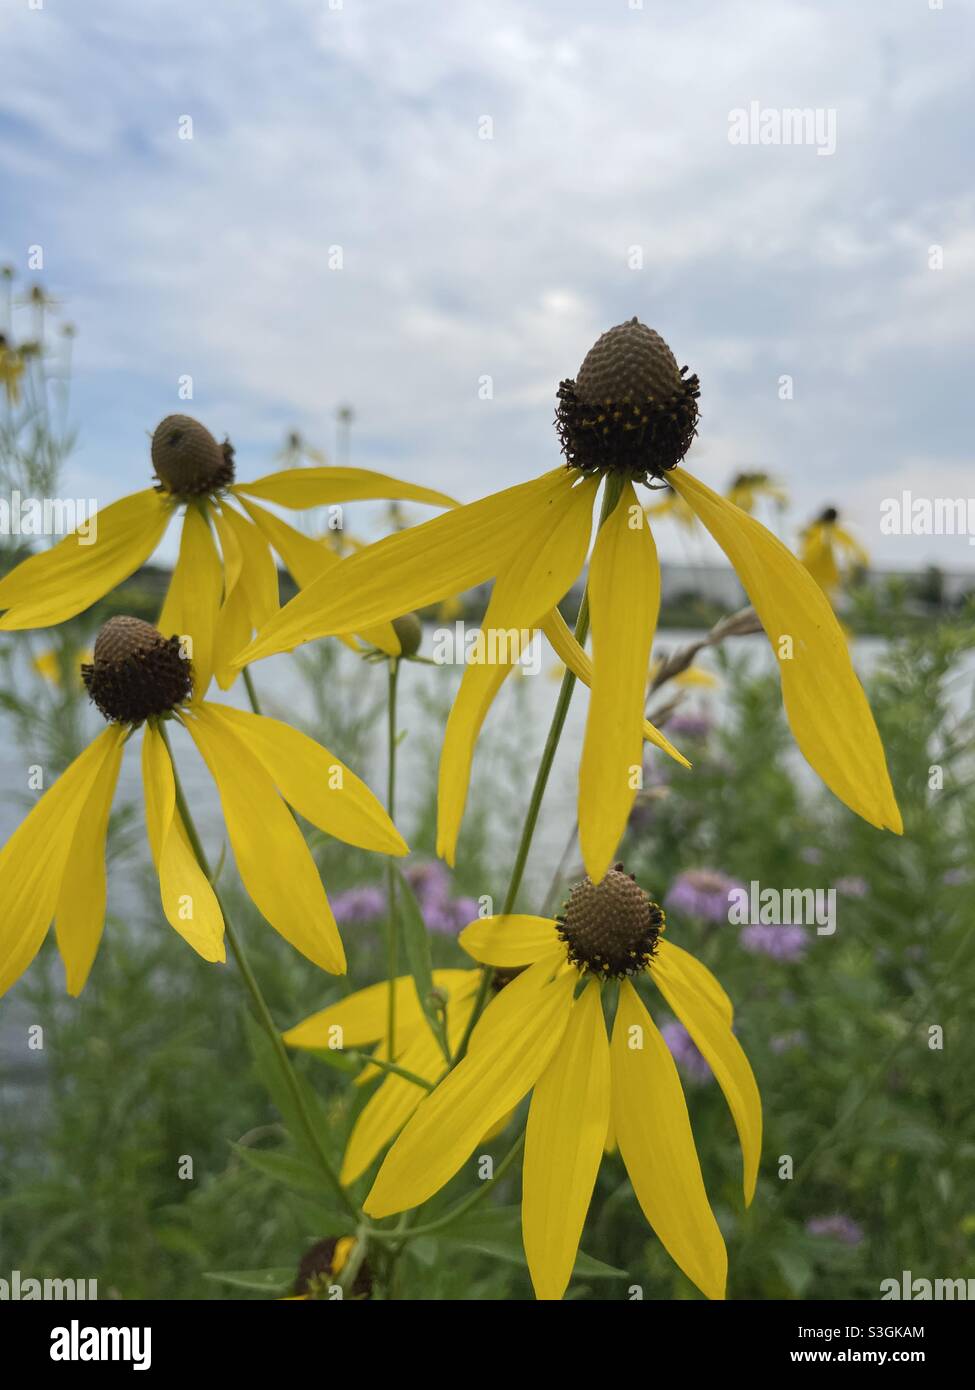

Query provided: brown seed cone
[555,317,700,481]
[151,415,235,496]
[82,616,192,724]
[557,863,664,979]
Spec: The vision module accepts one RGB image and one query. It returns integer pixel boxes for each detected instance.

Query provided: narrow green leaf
[393,865,450,1060]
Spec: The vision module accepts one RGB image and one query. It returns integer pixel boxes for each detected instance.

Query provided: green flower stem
[242,666,263,716]
[451,474,625,1065]
[385,657,401,1058]
[158,721,358,1222]
[369,1131,526,1244]
[347,1051,434,1091]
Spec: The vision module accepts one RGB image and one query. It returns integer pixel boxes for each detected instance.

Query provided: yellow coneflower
[284,969,481,1185]
[725,471,788,514]
[0,415,456,682]
[236,318,902,883]
[32,646,93,688]
[287,1236,371,1299]
[649,655,718,689]
[800,506,869,594]
[0,616,407,997]
[364,867,761,1302]
[0,336,25,405]
[644,484,698,531]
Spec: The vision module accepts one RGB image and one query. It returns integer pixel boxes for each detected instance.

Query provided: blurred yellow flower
[800,507,869,594]
[725,471,788,514]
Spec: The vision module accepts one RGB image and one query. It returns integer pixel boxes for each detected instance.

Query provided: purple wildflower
[330,885,386,924]
[661,1021,713,1083]
[770,1029,807,1055]
[800,847,823,865]
[834,875,868,898]
[806,1215,864,1246]
[740,923,809,962]
[943,867,968,887]
[666,868,745,925]
[668,711,712,739]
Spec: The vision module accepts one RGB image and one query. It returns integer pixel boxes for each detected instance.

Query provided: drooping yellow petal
[459,915,562,967]
[579,484,661,883]
[436,476,598,862]
[238,498,398,654]
[541,608,690,769]
[209,509,253,689]
[467,949,568,1051]
[201,704,407,856]
[671,469,902,833]
[652,949,761,1206]
[233,467,457,512]
[235,469,579,665]
[655,939,733,1025]
[0,728,126,996]
[611,980,727,1301]
[141,724,225,963]
[523,981,610,1300]
[365,969,576,1218]
[55,727,126,995]
[184,704,345,974]
[283,969,473,1051]
[157,505,223,699]
[214,503,279,631]
[341,977,479,1184]
[0,490,170,629]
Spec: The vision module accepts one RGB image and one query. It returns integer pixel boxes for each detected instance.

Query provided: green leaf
[242,1012,336,1167]
[393,865,450,1059]
[205,1267,295,1295]
[230,1142,324,1194]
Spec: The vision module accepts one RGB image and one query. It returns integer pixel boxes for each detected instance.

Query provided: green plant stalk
[385,657,400,1058]
[158,720,358,1222]
[451,474,625,1065]
[242,665,263,716]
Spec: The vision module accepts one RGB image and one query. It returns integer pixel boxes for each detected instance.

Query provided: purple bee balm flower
[943,867,968,886]
[666,868,745,925]
[668,711,712,740]
[425,895,480,936]
[806,1214,864,1246]
[834,875,868,898]
[330,885,387,924]
[405,860,452,908]
[740,923,809,962]
[660,1021,713,1083]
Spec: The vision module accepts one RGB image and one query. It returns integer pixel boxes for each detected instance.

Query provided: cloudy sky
[1,0,973,568]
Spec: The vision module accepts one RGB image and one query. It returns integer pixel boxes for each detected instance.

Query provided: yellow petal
[283,969,473,1051]
[234,466,457,511]
[0,728,126,996]
[0,490,170,629]
[579,484,661,883]
[141,723,226,963]
[55,727,126,995]
[238,498,399,654]
[214,503,279,631]
[184,704,345,974]
[436,476,598,862]
[671,469,901,833]
[523,981,610,1300]
[459,915,562,967]
[341,979,478,1184]
[158,505,223,699]
[364,968,575,1218]
[542,608,689,768]
[201,704,407,856]
[209,510,253,690]
[611,979,727,1300]
[652,948,761,1205]
[655,939,733,1025]
[236,469,578,664]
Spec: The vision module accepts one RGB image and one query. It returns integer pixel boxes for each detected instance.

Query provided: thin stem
[242,666,263,716]
[348,1051,434,1091]
[452,475,624,1064]
[158,720,357,1221]
[385,657,400,1057]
